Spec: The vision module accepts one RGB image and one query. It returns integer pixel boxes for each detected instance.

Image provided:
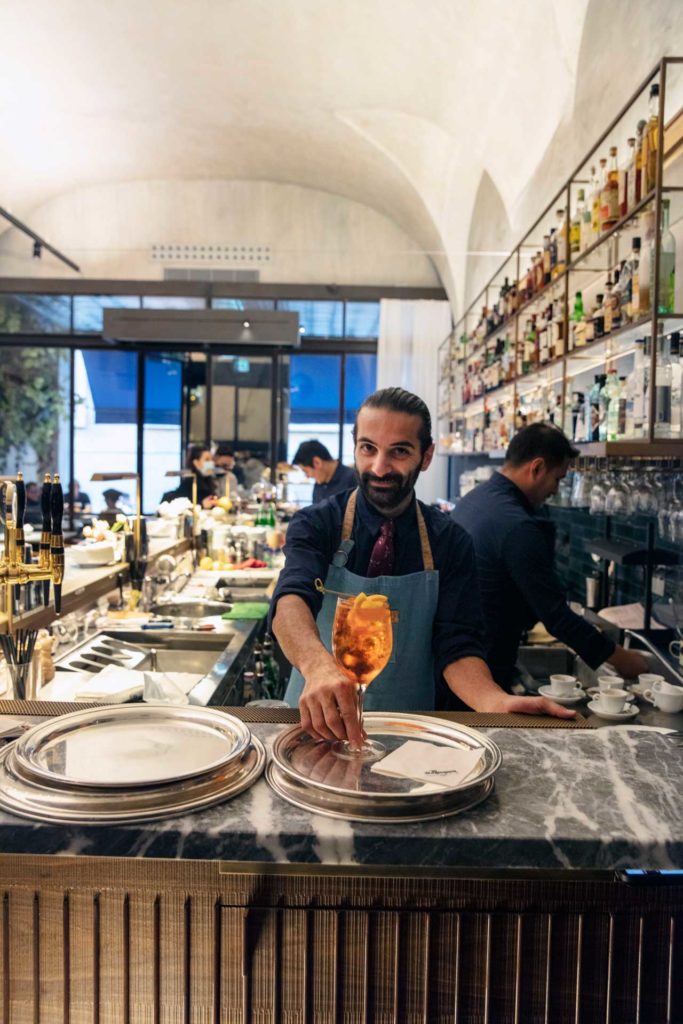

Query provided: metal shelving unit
[438,57,683,461]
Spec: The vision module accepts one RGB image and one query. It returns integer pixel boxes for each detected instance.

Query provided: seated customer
[292,440,356,504]
[452,423,648,689]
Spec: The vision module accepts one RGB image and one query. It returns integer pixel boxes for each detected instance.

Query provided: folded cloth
[371,739,484,789]
[143,672,191,705]
[74,666,145,703]
[222,603,270,620]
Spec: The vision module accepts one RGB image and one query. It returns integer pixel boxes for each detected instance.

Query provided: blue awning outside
[81,352,182,425]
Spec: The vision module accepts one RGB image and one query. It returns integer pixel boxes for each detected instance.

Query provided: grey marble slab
[0,724,680,870]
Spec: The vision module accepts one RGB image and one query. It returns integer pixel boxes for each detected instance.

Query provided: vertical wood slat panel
[456,912,489,1023]
[546,913,582,1023]
[575,911,610,1024]
[99,892,127,1024]
[7,888,36,1024]
[38,890,66,1024]
[278,908,307,1023]
[158,892,187,1024]
[68,890,97,1024]
[189,894,216,1024]
[247,908,277,1023]
[129,893,157,1024]
[516,912,550,1024]
[670,914,683,1024]
[637,912,673,1024]
[397,911,429,1024]
[487,912,520,1024]
[309,910,338,1024]
[220,907,247,1024]
[426,912,460,1024]
[610,913,644,1023]
[368,911,399,1024]
[337,910,368,1024]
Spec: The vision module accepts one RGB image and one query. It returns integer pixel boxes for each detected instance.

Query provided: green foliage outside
[0,348,69,474]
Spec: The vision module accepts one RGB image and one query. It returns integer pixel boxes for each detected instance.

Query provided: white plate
[538,684,586,705]
[587,700,639,721]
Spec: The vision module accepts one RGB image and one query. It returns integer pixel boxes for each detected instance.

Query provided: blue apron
[284,489,440,711]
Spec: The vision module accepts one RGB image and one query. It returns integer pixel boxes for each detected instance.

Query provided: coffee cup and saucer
[588,687,639,721]
[538,675,587,706]
[587,674,625,699]
[641,679,683,714]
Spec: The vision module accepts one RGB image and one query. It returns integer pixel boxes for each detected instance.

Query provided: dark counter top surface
[0,721,680,871]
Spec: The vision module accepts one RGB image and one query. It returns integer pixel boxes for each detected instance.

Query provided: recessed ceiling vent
[152,244,271,263]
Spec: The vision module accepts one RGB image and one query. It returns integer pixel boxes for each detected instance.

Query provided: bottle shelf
[567,189,656,272]
[574,440,683,457]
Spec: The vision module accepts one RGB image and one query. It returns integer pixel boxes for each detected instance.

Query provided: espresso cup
[549,674,582,696]
[669,640,683,667]
[596,675,623,692]
[644,687,683,713]
[594,688,631,714]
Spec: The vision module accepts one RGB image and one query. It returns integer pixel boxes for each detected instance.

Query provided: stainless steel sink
[149,599,230,618]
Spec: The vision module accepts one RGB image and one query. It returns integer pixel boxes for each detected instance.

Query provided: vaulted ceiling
[2,0,682,308]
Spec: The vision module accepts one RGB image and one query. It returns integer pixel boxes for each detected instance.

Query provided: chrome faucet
[623,628,683,686]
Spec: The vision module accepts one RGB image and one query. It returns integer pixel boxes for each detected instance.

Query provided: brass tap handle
[15,473,25,534]
[50,476,64,614]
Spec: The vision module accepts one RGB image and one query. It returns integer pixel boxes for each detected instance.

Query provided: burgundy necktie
[367,519,395,578]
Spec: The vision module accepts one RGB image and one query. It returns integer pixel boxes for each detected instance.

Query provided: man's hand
[299,665,364,747]
[607,645,649,680]
[482,692,576,719]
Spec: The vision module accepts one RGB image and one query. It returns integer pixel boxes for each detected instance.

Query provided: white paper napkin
[371,740,483,789]
[74,666,145,703]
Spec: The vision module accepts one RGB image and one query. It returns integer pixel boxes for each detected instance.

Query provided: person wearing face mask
[164,446,219,509]
[270,388,574,749]
[452,423,648,691]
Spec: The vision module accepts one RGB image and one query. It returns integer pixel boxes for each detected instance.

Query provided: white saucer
[538,684,586,705]
[587,700,639,721]
[589,686,636,700]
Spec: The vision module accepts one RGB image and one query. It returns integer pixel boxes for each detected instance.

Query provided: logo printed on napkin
[370,740,483,789]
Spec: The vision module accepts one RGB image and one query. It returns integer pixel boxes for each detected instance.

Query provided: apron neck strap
[341,488,434,571]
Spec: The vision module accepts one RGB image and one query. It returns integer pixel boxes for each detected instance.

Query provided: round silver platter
[13,704,252,788]
[0,735,265,825]
[268,713,501,822]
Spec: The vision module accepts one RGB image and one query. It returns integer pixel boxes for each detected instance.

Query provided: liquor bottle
[553,300,565,357]
[626,337,647,438]
[617,377,628,438]
[651,198,676,315]
[598,370,617,441]
[262,635,282,698]
[542,235,552,286]
[626,137,638,212]
[572,292,585,348]
[603,277,614,334]
[570,192,584,256]
[583,311,595,346]
[670,331,682,436]
[593,294,605,339]
[587,375,604,442]
[606,370,621,441]
[539,315,549,365]
[634,119,646,202]
[642,83,660,196]
[621,237,641,322]
[618,145,630,218]
[572,392,585,442]
[554,209,567,276]
[601,147,620,231]
[591,162,605,237]
[610,265,623,332]
[655,331,673,437]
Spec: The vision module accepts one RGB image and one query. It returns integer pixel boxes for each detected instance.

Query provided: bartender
[291,440,357,503]
[271,387,573,748]
[453,422,648,688]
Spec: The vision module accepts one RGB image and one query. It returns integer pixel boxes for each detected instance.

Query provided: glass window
[212,355,273,491]
[344,301,380,339]
[277,300,343,338]
[341,353,377,465]
[143,355,183,513]
[286,354,341,505]
[73,295,141,333]
[142,297,206,310]
[211,298,275,310]
[0,349,71,519]
[186,354,208,445]
[74,350,138,514]
[0,294,71,333]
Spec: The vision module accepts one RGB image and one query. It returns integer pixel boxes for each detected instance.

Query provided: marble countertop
[0,722,680,871]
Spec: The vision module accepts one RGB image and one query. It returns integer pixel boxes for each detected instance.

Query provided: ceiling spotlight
[32,240,42,259]
[243,320,250,328]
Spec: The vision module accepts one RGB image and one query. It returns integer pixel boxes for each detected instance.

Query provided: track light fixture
[32,240,42,259]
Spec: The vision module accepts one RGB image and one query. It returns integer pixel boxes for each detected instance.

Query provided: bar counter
[0,709,681,1021]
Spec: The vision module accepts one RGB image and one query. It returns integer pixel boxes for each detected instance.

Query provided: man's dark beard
[357,465,421,512]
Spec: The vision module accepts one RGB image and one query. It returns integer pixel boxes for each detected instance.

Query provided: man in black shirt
[273,389,573,747]
[453,423,648,689]
[292,440,357,504]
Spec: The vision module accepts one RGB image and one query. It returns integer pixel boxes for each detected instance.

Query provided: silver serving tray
[266,761,495,822]
[0,736,265,824]
[13,704,252,788]
[271,713,502,802]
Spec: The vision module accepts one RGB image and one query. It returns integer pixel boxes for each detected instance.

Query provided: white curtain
[377,299,452,505]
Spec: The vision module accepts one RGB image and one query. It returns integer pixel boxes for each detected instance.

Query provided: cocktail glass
[331,594,392,760]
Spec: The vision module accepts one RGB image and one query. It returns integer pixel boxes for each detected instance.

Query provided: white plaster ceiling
[1,0,678,304]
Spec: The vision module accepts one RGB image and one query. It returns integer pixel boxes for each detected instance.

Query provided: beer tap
[0,472,65,635]
[39,473,52,606]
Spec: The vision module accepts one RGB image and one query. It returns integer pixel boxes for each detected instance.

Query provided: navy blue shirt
[312,462,357,504]
[271,488,487,696]
[452,473,615,687]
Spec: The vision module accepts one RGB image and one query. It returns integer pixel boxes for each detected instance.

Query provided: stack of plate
[0,704,265,824]
[266,713,501,823]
